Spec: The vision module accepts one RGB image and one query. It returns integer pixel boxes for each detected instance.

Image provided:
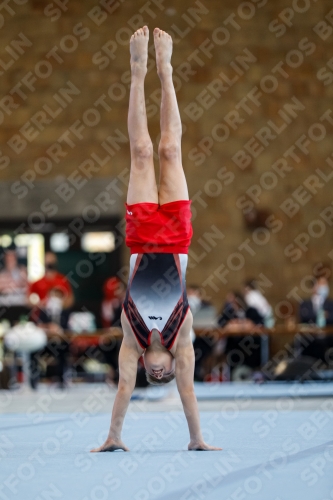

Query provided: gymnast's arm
[91,337,140,452]
[175,337,222,451]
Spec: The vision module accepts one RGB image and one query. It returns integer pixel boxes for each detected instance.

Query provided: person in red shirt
[28,252,74,389]
[101,277,125,328]
[28,252,74,309]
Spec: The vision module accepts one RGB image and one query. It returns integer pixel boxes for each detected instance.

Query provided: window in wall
[81,232,115,253]
[14,234,45,282]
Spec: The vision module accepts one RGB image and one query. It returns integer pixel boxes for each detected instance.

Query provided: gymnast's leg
[154,28,189,204]
[127,26,158,205]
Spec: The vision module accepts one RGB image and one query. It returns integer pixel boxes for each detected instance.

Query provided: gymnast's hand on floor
[90,438,129,453]
[188,440,222,451]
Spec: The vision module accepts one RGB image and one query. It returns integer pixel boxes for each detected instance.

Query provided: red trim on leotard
[166,305,190,350]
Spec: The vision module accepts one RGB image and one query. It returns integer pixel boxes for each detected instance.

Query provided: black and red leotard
[123,200,192,350]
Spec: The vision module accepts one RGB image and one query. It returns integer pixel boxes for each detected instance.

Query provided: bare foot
[90,438,129,453]
[153,28,173,78]
[130,26,149,77]
[188,441,222,451]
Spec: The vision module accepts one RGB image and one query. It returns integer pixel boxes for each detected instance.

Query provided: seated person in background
[299,274,333,362]
[219,291,264,328]
[28,252,74,310]
[29,287,70,389]
[189,284,216,381]
[187,284,213,316]
[299,275,333,326]
[243,278,274,327]
[101,277,126,328]
[218,291,264,371]
[100,277,126,385]
[0,245,27,306]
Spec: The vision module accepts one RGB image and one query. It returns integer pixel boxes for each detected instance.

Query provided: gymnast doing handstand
[92,26,221,453]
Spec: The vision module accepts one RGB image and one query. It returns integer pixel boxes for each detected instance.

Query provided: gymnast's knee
[158,140,181,162]
[131,140,153,160]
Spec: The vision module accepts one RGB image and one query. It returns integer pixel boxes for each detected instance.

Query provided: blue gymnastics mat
[1,410,332,500]
[193,381,333,400]
[136,381,333,402]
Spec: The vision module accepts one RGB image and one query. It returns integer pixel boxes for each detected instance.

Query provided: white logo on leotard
[127,210,133,215]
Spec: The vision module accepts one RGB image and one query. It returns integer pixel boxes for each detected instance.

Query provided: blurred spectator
[243,279,274,327]
[101,277,125,328]
[219,291,264,327]
[28,252,74,309]
[29,287,70,389]
[299,275,333,362]
[0,245,27,306]
[100,277,126,386]
[187,284,212,316]
[299,275,333,326]
[32,287,71,329]
[189,285,216,381]
[218,291,264,372]
[27,250,74,389]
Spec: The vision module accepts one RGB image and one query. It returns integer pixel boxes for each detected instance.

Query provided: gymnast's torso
[122,252,190,351]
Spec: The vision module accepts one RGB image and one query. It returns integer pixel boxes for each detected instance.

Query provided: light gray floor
[1,381,332,413]
[1,383,333,500]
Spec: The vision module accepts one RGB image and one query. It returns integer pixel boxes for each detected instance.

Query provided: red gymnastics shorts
[125,200,193,254]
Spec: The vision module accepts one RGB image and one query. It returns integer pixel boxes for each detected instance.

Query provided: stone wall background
[1,0,333,315]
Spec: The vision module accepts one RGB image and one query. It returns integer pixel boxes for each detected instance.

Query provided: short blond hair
[146,372,175,385]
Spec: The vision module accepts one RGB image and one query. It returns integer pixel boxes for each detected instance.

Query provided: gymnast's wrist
[108,429,121,440]
[189,433,204,444]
